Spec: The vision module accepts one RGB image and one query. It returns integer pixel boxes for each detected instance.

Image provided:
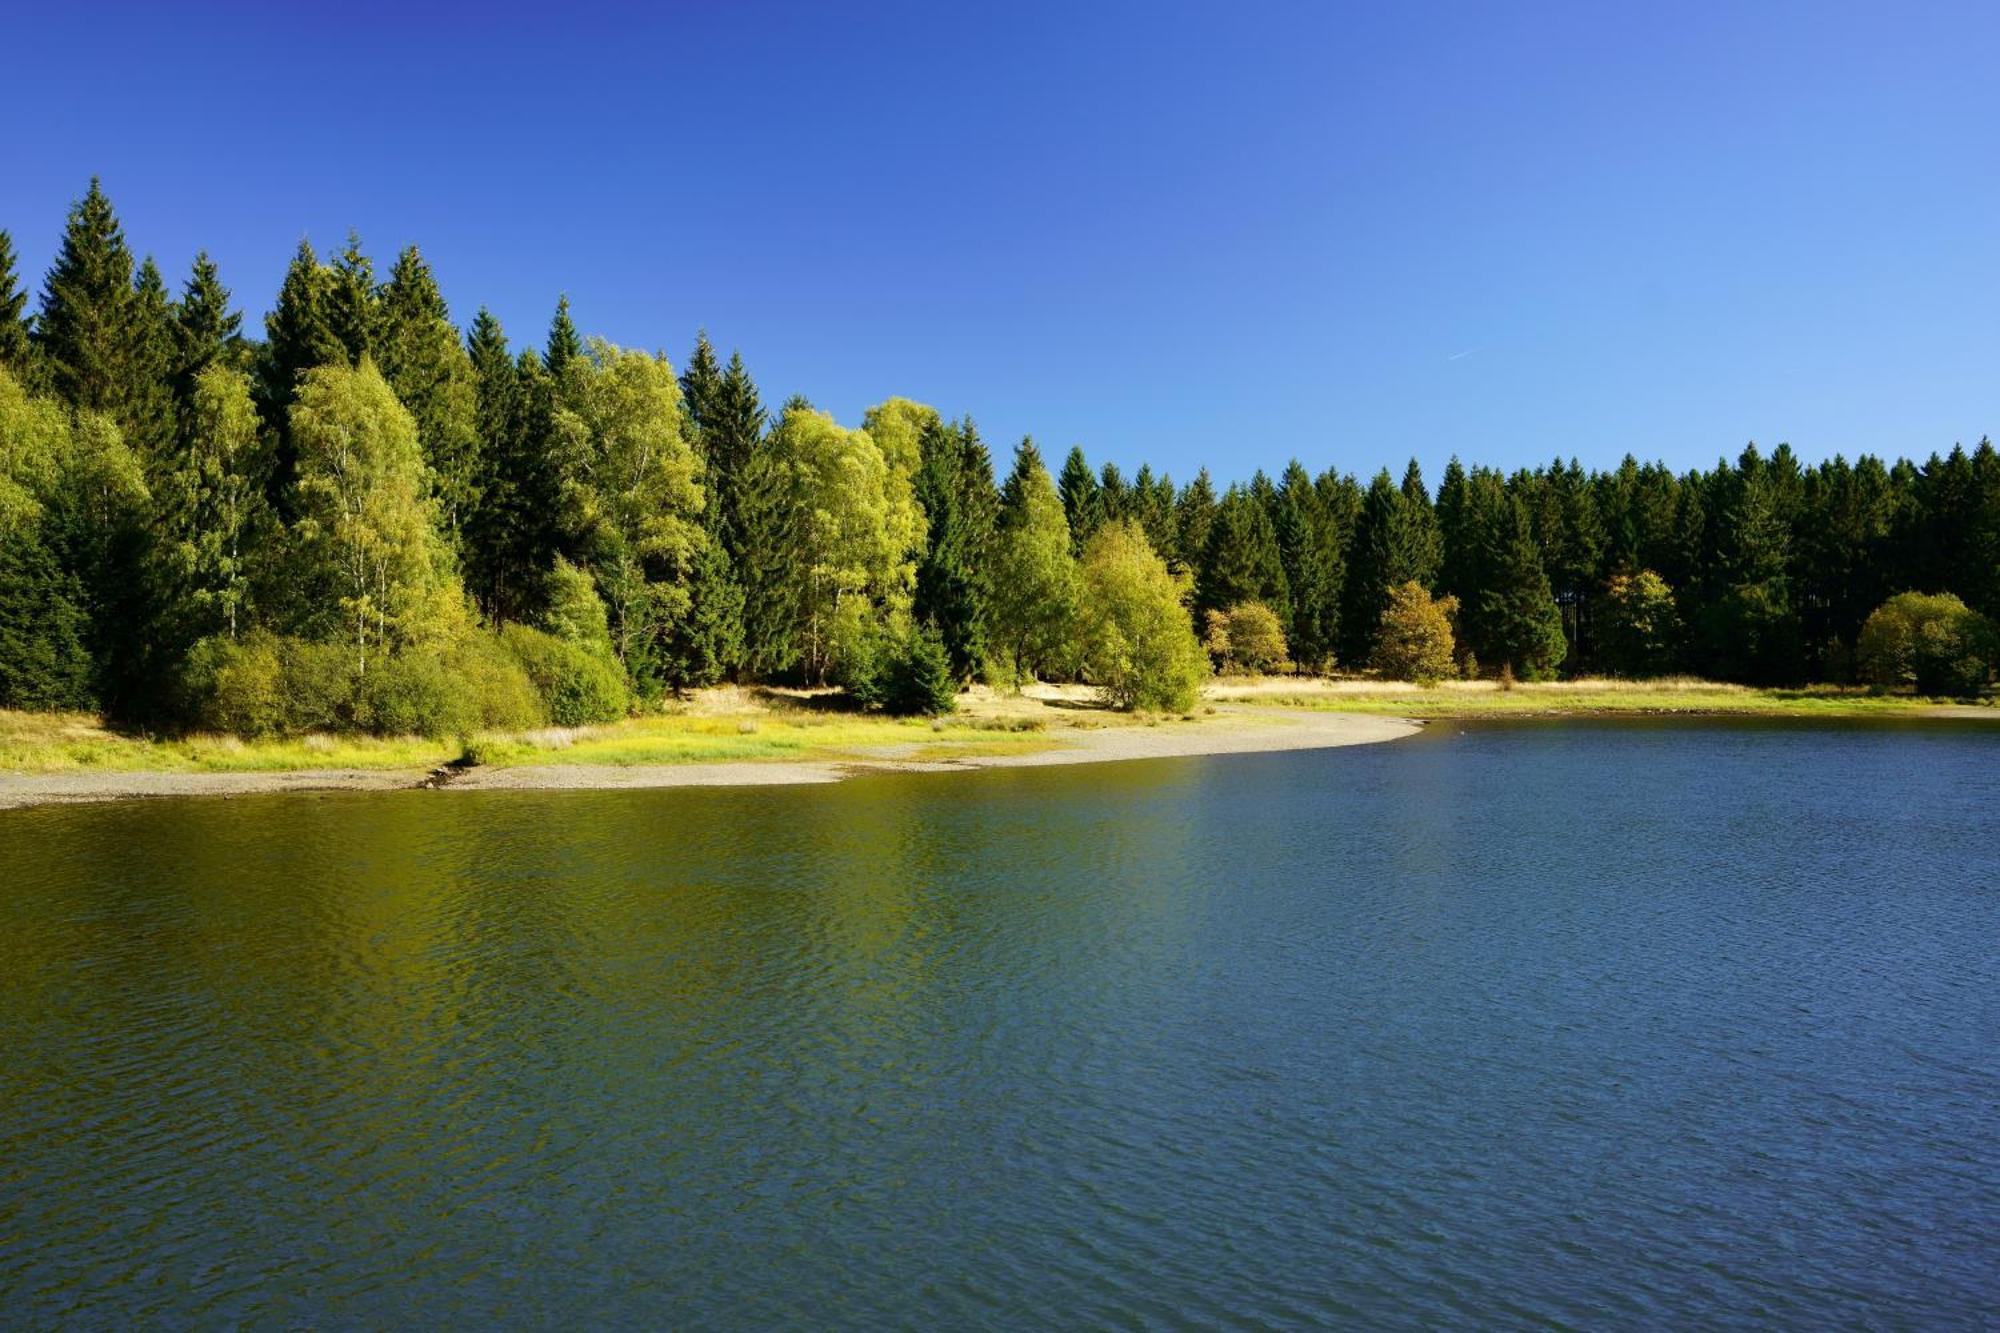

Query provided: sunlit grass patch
[1251,677,1991,718]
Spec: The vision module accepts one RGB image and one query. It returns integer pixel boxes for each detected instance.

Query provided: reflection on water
[2,721,1997,1326]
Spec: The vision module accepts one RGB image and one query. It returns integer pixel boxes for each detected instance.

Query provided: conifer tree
[702,350,767,564]
[1174,469,1218,574]
[35,178,138,418]
[324,230,377,364]
[545,295,581,377]
[463,308,527,618]
[124,257,178,463]
[1471,490,1567,679]
[1397,459,1444,589]
[375,246,480,543]
[154,364,264,646]
[1058,445,1102,553]
[913,416,998,676]
[1200,484,1291,628]
[0,230,32,377]
[255,240,342,507]
[678,330,725,454]
[1098,461,1129,526]
[1273,459,1338,670]
[1130,463,1179,562]
[173,252,242,389]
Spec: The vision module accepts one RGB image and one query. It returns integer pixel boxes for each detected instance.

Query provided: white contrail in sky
[1447,347,1479,362]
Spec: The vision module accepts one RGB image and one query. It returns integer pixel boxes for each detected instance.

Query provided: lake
[2,720,1997,1327]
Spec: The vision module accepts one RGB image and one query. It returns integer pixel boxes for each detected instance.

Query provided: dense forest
[1,182,1996,733]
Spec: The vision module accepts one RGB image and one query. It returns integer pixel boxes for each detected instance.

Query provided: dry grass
[1215,674,1993,717]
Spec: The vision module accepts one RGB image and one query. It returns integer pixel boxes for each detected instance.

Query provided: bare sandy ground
[453,708,1420,793]
[0,708,1419,809]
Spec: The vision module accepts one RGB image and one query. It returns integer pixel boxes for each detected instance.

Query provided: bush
[1856,592,1998,697]
[1205,601,1290,675]
[859,623,958,716]
[278,638,358,734]
[1076,521,1209,711]
[181,632,286,737]
[500,623,631,725]
[1597,570,1681,676]
[1372,581,1457,685]
[356,651,475,738]
[450,632,546,732]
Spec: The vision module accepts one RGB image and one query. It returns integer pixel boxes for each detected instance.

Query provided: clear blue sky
[6,1,1998,484]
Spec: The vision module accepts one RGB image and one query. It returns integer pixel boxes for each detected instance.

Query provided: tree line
[1,182,1996,732]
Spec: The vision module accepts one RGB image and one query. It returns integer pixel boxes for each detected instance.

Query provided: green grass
[0,709,1056,775]
[1246,677,1996,718]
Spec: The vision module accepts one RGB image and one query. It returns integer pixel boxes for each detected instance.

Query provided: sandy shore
[0,709,1418,810]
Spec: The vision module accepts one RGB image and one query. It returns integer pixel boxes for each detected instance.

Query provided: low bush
[500,623,631,725]
[857,623,958,716]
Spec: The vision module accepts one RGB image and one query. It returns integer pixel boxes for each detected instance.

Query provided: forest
[2,181,1997,735]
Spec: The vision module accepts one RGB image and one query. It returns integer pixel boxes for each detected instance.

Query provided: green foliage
[0,521,94,710]
[1058,445,1102,553]
[1206,600,1290,674]
[855,621,958,716]
[153,364,265,645]
[912,415,998,677]
[375,246,480,544]
[988,439,1078,683]
[1856,591,1997,697]
[0,230,32,376]
[1372,581,1458,685]
[1076,520,1208,711]
[285,359,463,666]
[34,179,138,418]
[1470,491,1567,680]
[1200,483,1291,627]
[498,622,632,725]
[1597,570,1681,676]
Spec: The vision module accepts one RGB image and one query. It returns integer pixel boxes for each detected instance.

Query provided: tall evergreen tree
[123,256,178,463]
[1273,459,1338,669]
[545,295,581,377]
[1174,469,1218,574]
[1471,489,1567,679]
[678,331,725,452]
[913,416,999,677]
[173,251,242,389]
[0,230,32,377]
[255,239,342,507]
[324,230,377,364]
[989,439,1078,681]
[1058,445,1102,553]
[1199,484,1291,628]
[375,246,480,543]
[34,178,139,418]
[702,350,767,562]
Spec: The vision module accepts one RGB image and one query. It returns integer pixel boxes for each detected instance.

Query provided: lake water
[2,720,1997,1327]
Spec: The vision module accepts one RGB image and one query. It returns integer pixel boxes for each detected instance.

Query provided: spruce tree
[1098,461,1129,527]
[703,350,767,562]
[1174,469,1218,574]
[0,230,31,377]
[255,239,341,507]
[324,230,377,364]
[913,416,998,677]
[173,252,242,389]
[376,246,479,543]
[35,178,138,417]
[1130,463,1179,561]
[1273,459,1336,670]
[1396,459,1444,589]
[1199,484,1291,628]
[124,257,178,464]
[678,330,725,455]
[545,295,581,376]
[1471,490,1567,679]
[1058,445,1102,552]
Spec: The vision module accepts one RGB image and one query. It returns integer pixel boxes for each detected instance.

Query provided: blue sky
[6,1,1998,483]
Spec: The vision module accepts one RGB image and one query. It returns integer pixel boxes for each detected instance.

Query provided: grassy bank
[0,696,1064,777]
[1211,675,1996,718]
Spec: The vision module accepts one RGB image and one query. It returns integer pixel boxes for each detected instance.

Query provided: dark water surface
[3,720,1997,1327]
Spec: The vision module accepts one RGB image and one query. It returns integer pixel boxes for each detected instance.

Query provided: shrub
[1076,521,1209,711]
[1856,592,1998,697]
[860,623,958,716]
[277,637,358,734]
[1205,600,1290,675]
[356,651,475,738]
[1597,570,1681,676]
[500,623,631,725]
[1372,581,1458,685]
[449,632,546,732]
[181,632,286,737]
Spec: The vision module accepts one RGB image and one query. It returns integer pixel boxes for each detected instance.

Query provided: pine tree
[1396,459,1444,589]
[545,295,581,377]
[324,230,377,364]
[1471,490,1567,679]
[35,178,138,417]
[913,416,998,676]
[0,230,32,377]
[1058,445,1102,553]
[1098,461,1129,526]
[703,350,767,562]
[1273,459,1337,670]
[173,252,241,389]
[662,537,745,688]
[1199,484,1291,628]
[1174,469,1218,574]
[375,246,479,543]
[123,257,178,463]
[255,239,341,507]
[678,330,725,458]
[1130,463,1179,561]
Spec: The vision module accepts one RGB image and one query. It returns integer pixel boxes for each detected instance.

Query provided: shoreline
[0,708,1420,810]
